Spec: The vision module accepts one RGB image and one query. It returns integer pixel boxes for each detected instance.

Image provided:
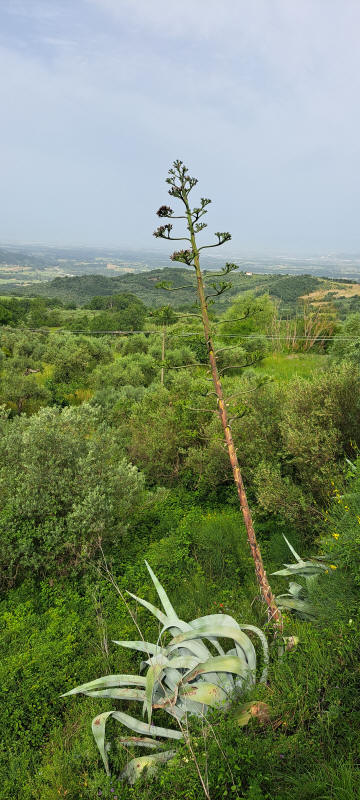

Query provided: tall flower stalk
[154,160,281,627]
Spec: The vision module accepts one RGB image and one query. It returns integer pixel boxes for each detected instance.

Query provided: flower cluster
[170,249,194,265]
[153,224,173,239]
[157,205,173,217]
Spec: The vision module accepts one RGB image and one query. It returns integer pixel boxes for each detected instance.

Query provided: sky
[1,0,360,255]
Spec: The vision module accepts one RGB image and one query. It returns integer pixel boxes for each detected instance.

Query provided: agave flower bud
[157,205,174,217]
[170,249,194,265]
[153,224,173,239]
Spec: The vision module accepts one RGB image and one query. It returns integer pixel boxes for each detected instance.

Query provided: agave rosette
[272,535,331,619]
[62,562,268,781]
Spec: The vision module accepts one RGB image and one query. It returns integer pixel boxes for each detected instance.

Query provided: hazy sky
[1,0,360,254]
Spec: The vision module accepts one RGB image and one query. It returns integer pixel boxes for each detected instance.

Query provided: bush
[0,404,146,585]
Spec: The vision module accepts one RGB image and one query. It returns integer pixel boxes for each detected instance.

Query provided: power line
[1,325,360,341]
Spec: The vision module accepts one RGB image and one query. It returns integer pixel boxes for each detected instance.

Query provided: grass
[35,363,54,385]
[257,352,327,381]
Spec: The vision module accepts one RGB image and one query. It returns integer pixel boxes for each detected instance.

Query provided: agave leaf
[118,736,164,749]
[189,616,234,656]
[126,591,169,626]
[113,640,166,656]
[183,655,249,684]
[234,701,271,727]
[84,688,145,701]
[61,674,146,696]
[161,619,212,661]
[169,624,256,670]
[160,695,210,717]
[239,625,269,684]
[162,666,184,693]
[145,561,178,619]
[287,582,304,597]
[276,596,316,618]
[272,564,325,577]
[190,613,241,629]
[180,682,228,707]
[168,641,212,660]
[145,663,165,724]
[144,653,170,668]
[121,750,176,785]
[282,535,302,563]
[167,656,200,671]
[112,710,183,740]
[91,710,115,776]
[163,704,186,721]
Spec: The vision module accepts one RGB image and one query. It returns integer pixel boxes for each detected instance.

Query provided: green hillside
[0,269,326,311]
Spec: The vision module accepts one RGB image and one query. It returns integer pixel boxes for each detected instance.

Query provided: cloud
[0,0,359,249]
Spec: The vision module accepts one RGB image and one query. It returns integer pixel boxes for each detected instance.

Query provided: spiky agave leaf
[180,682,228,707]
[275,595,316,619]
[272,561,328,577]
[282,535,302,562]
[92,711,115,776]
[234,701,271,727]
[112,710,183,740]
[145,560,179,619]
[91,709,181,777]
[239,625,269,683]
[145,661,167,724]
[126,591,169,626]
[112,640,167,656]
[84,688,145,701]
[121,750,177,785]
[183,654,250,684]
[272,536,330,577]
[61,674,146,696]
[118,736,164,749]
[169,620,257,673]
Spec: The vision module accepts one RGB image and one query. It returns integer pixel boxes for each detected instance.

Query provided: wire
[1,326,360,341]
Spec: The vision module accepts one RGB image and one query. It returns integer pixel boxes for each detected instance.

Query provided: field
[257,352,327,381]
[302,281,360,302]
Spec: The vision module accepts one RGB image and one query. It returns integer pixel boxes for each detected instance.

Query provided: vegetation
[1,174,360,798]
[63,562,268,791]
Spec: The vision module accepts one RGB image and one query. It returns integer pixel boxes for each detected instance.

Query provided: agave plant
[272,536,331,619]
[62,562,268,783]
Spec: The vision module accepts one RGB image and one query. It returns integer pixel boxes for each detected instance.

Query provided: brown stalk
[156,161,282,629]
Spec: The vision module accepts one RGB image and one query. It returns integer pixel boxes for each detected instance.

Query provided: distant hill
[0,268,328,310]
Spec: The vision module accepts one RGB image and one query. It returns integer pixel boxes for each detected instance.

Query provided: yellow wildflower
[332,533,340,539]
[330,564,337,570]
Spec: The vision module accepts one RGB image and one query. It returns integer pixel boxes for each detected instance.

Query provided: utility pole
[161,326,165,386]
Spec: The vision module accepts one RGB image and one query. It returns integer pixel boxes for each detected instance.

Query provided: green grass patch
[257,352,327,381]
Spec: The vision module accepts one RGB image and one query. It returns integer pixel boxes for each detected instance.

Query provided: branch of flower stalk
[218,359,260,374]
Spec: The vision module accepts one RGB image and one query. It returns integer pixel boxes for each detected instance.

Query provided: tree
[331,313,360,364]
[0,364,50,414]
[0,405,146,586]
[154,160,281,625]
[87,293,147,330]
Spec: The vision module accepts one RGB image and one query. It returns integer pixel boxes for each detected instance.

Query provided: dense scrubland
[1,275,360,799]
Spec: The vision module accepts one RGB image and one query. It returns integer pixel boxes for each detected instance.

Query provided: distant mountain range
[0,245,359,286]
